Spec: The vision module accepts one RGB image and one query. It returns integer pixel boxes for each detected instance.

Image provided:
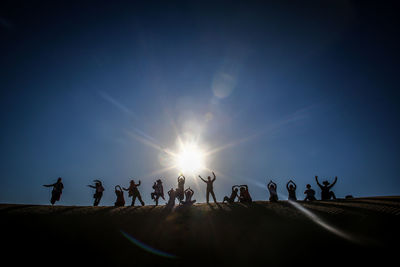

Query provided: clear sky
[1,0,399,205]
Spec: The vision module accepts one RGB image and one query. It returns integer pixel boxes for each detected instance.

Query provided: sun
[175,143,205,174]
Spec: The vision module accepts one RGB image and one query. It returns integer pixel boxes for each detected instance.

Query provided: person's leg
[211,190,217,203]
[206,190,210,203]
[132,195,137,206]
[138,193,145,206]
[330,191,336,199]
[155,195,159,206]
[223,196,228,203]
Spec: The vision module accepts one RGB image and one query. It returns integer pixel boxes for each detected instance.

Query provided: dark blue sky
[1,0,399,205]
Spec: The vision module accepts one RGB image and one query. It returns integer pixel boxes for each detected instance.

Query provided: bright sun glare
[175,143,205,174]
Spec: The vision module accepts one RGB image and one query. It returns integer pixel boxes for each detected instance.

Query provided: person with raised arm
[238,185,252,203]
[176,175,186,204]
[183,187,196,205]
[43,177,64,205]
[267,180,278,202]
[167,188,176,207]
[199,171,217,204]
[223,185,239,204]
[286,180,297,201]
[123,179,145,206]
[315,176,337,200]
[114,185,125,207]
[88,179,105,206]
[151,179,165,206]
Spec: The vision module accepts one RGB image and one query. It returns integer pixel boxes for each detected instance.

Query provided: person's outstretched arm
[329,176,337,189]
[198,175,206,183]
[315,176,322,188]
[88,185,96,189]
[286,181,290,190]
[293,182,297,190]
[122,187,129,191]
[212,172,216,182]
[137,180,141,187]
[43,183,55,187]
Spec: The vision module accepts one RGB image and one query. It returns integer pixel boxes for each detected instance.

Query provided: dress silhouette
[114,185,125,207]
[176,175,186,204]
[151,179,165,206]
[43,177,64,205]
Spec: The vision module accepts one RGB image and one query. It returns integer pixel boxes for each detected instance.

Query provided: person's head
[207,176,211,180]
[289,184,294,190]
[234,188,238,192]
[323,181,330,186]
[57,177,62,182]
[306,184,311,189]
[157,179,162,184]
[130,180,134,184]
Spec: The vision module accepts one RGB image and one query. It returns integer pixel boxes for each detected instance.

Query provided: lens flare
[175,143,205,174]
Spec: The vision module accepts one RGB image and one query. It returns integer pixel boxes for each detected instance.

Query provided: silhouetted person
[167,188,176,207]
[304,184,316,201]
[88,179,104,206]
[199,172,217,204]
[223,186,239,203]
[43,177,64,205]
[183,187,196,205]
[268,180,278,202]
[176,175,186,203]
[114,185,125,207]
[123,179,145,206]
[151,179,165,206]
[315,176,337,200]
[238,185,252,203]
[286,180,297,201]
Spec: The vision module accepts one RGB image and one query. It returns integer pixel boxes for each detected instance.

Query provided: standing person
[199,171,217,204]
[267,180,278,202]
[151,179,165,206]
[304,184,316,201]
[123,180,145,206]
[88,179,105,206]
[223,186,239,204]
[114,185,125,207]
[315,176,337,200]
[183,187,196,205]
[167,188,176,207]
[176,175,186,203]
[43,177,64,205]
[286,180,297,201]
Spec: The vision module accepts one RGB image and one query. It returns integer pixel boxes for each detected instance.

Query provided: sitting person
[304,184,316,201]
[286,180,297,201]
[223,185,239,204]
[267,180,278,202]
[183,187,196,205]
[238,185,252,204]
[315,176,337,200]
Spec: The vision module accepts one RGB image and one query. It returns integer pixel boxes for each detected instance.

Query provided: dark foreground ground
[1,197,400,266]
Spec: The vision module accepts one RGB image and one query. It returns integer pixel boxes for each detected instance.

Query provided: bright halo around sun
[175,143,205,174]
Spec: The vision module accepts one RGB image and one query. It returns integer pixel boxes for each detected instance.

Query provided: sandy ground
[1,197,399,266]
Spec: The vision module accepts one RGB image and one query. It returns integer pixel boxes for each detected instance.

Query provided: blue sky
[0,0,399,205]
